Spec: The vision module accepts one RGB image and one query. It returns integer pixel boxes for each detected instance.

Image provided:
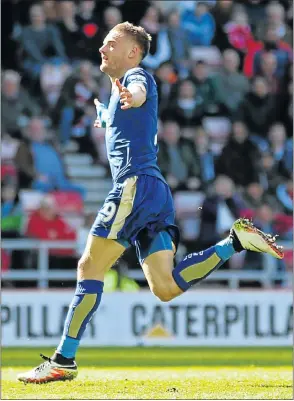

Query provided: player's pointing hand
[115,78,133,110]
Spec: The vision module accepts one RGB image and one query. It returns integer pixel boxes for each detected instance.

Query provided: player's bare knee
[158,292,175,303]
[154,289,174,302]
[151,282,176,303]
[77,257,91,276]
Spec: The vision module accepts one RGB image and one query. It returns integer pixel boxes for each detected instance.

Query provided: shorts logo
[99,201,117,223]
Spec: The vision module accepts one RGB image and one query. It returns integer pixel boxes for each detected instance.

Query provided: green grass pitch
[2,347,292,399]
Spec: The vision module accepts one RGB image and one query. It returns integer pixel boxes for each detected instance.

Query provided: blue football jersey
[104,67,164,183]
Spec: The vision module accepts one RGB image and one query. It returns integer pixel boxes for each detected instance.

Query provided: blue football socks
[172,236,235,291]
[56,280,103,359]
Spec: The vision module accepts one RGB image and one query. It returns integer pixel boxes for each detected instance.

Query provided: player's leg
[53,235,125,360]
[139,230,236,302]
[142,248,182,301]
[140,219,284,302]
[17,235,126,383]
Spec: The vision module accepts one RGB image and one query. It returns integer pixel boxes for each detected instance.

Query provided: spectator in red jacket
[26,195,77,259]
[224,6,253,53]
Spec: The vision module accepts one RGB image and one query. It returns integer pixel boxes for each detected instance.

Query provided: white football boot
[231,218,284,259]
[17,354,78,384]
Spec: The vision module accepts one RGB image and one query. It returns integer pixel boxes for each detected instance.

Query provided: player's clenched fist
[115,79,133,110]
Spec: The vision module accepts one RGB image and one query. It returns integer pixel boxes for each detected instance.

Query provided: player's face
[99,31,134,77]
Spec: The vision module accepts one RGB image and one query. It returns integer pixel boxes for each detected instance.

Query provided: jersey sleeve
[125,68,149,94]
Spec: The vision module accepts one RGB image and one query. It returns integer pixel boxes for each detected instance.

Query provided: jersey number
[99,201,117,223]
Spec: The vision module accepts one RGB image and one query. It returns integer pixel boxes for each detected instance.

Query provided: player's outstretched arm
[115,78,146,110]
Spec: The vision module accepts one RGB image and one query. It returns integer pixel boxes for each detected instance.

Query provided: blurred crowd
[1,0,293,288]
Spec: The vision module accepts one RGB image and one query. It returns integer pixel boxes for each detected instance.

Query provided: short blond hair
[112,21,152,60]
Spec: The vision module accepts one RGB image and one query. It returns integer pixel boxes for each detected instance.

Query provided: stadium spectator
[197,175,244,250]
[241,0,267,31]
[154,62,178,115]
[211,0,234,51]
[254,203,276,233]
[166,8,190,78]
[42,0,59,23]
[1,182,28,275]
[162,79,205,127]
[253,27,292,79]
[76,0,104,63]
[276,178,293,214]
[25,194,77,268]
[273,211,293,241]
[213,49,249,117]
[1,183,23,238]
[56,0,84,63]
[216,121,260,187]
[2,70,41,139]
[223,6,252,54]
[40,63,72,112]
[268,123,293,177]
[258,151,287,194]
[186,126,216,189]
[211,0,234,26]
[54,60,99,147]
[14,117,85,197]
[140,5,172,71]
[258,52,281,94]
[237,76,277,142]
[189,60,220,115]
[101,6,123,37]
[255,2,293,46]
[157,120,198,191]
[19,4,67,79]
[181,1,216,46]
[243,182,279,211]
[52,60,101,163]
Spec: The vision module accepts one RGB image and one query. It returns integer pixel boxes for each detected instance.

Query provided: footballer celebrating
[18,22,284,383]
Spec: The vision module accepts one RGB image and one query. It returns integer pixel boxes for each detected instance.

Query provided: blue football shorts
[90,174,179,264]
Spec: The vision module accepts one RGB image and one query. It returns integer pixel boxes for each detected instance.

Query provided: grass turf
[2,347,293,399]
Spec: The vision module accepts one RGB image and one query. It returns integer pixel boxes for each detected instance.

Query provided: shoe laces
[35,354,52,373]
